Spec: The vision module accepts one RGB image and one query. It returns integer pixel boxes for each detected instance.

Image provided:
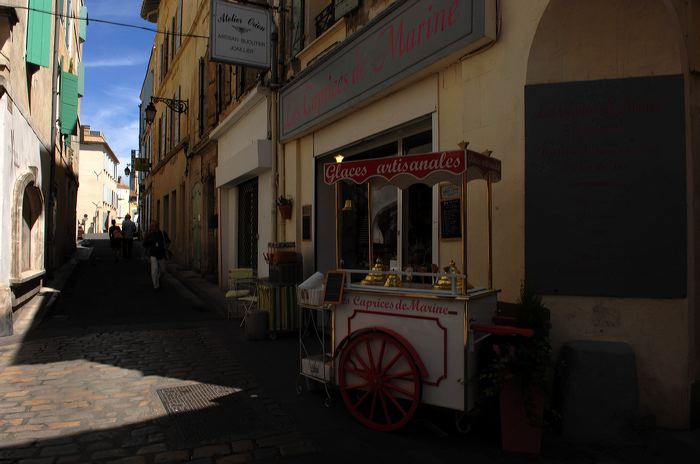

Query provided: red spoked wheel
[338,331,421,431]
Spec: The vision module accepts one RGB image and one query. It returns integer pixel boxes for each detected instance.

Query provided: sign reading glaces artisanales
[210,0,271,69]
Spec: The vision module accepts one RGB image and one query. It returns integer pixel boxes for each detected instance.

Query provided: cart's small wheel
[269,331,278,340]
[323,397,332,408]
[455,411,472,434]
[296,381,304,395]
[338,331,421,432]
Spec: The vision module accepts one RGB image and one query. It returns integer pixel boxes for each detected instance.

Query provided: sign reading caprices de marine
[279,0,495,141]
[210,0,271,69]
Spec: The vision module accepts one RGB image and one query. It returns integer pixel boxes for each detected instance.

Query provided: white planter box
[301,354,333,380]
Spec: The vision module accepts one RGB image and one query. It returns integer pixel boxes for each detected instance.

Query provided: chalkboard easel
[323,271,346,305]
[440,198,461,239]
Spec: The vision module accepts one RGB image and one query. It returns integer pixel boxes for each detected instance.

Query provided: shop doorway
[238,177,258,270]
[192,182,202,270]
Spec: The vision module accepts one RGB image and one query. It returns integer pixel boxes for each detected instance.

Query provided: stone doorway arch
[11,169,45,282]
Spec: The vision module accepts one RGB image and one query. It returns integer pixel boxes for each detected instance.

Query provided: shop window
[171,190,177,240]
[163,194,170,235]
[289,0,305,55]
[198,58,205,137]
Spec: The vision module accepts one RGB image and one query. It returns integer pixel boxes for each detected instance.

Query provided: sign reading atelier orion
[210,0,271,69]
[280,0,495,141]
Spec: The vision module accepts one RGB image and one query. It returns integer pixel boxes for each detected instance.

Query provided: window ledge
[10,269,46,285]
[297,18,347,70]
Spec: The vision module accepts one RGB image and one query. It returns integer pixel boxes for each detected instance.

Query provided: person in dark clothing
[121,214,136,260]
[108,219,122,262]
[142,220,171,289]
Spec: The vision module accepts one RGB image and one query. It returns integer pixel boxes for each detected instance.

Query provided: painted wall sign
[210,0,271,69]
[525,75,686,298]
[280,0,495,141]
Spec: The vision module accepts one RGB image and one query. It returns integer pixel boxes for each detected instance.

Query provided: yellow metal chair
[226,268,256,320]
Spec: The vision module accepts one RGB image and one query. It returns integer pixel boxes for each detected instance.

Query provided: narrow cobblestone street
[0,241,309,464]
[2,241,700,464]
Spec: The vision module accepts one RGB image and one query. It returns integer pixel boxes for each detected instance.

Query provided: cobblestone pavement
[0,241,314,463]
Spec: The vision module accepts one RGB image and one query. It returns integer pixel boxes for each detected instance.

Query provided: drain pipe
[270,14,279,244]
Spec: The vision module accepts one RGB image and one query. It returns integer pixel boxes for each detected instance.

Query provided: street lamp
[145,96,188,125]
[124,164,131,177]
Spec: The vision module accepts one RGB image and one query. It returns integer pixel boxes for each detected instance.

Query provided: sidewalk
[165,263,700,464]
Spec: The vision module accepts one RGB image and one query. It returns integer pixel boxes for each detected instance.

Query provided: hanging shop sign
[133,158,150,172]
[280,0,496,141]
[210,0,271,69]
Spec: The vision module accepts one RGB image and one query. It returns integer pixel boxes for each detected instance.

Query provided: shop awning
[323,150,501,188]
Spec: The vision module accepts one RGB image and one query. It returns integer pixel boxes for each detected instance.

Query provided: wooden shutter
[79,6,87,42]
[60,71,79,135]
[77,61,85,97]
[26,0,52,67]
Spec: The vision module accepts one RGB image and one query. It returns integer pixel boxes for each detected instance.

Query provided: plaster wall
[76,146,118,233]
[0,94,45,285]
[281,0,696,427]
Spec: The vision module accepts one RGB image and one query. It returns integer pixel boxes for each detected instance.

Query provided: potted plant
[480,281,552,455]
[277,195,293,220]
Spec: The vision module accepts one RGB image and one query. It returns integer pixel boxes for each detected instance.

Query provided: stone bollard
[555,340,638,443]
[245,310,269,340]
[0,284,14,336]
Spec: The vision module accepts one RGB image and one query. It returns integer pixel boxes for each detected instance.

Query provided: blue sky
[82,0,154,169]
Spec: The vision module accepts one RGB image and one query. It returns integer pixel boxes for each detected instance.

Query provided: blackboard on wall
[525,75,686,298]
[440,198,461,239]
[323,271,345,305]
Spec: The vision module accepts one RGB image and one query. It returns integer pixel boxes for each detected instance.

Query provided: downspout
[270,4,280,243]
[47,0,62,276]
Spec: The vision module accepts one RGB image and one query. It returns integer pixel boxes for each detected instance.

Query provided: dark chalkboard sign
[440,198,461,239]
[525,75,686,298]
[323,271,345,305]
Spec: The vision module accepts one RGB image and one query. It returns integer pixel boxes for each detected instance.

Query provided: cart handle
[470,323,534,338]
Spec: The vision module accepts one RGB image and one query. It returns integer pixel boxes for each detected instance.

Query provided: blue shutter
[26,0,52,67]
[60,71,79,135]
[77,61,85,97]
[79,6,87,42]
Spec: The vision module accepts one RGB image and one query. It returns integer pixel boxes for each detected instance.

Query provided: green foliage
[480,280,553,425]
[276,195,293,206]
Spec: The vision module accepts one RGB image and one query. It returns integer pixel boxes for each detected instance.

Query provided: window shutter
[26,0,52,67]
[60,71,79,135]
[65,0,71,47]
[79,6,88,42]
[77,61,85,97]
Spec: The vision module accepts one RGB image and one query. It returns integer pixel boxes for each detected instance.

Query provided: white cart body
[334,288,498,412]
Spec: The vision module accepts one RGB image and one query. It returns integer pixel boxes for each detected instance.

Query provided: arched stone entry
[11,169,45,282]
[524,0,691,427]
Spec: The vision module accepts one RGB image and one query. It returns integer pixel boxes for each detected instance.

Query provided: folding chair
[225,268,256,319]
[239,276,259,328]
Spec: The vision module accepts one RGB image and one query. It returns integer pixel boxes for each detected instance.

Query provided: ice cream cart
[299,147,508,431]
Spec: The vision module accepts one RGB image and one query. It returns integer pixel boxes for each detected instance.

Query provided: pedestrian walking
[142,220,171,290]
[121,214,136,260]
[108,219,123,262]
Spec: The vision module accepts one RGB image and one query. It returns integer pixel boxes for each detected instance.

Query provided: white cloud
[85,56,147,68]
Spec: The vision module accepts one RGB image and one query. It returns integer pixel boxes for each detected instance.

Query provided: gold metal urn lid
[361,258,387,285]
[384,272,402,288]
[433,260,465,291]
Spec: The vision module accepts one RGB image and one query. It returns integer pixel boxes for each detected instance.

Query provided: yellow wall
[282,0,697,427]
